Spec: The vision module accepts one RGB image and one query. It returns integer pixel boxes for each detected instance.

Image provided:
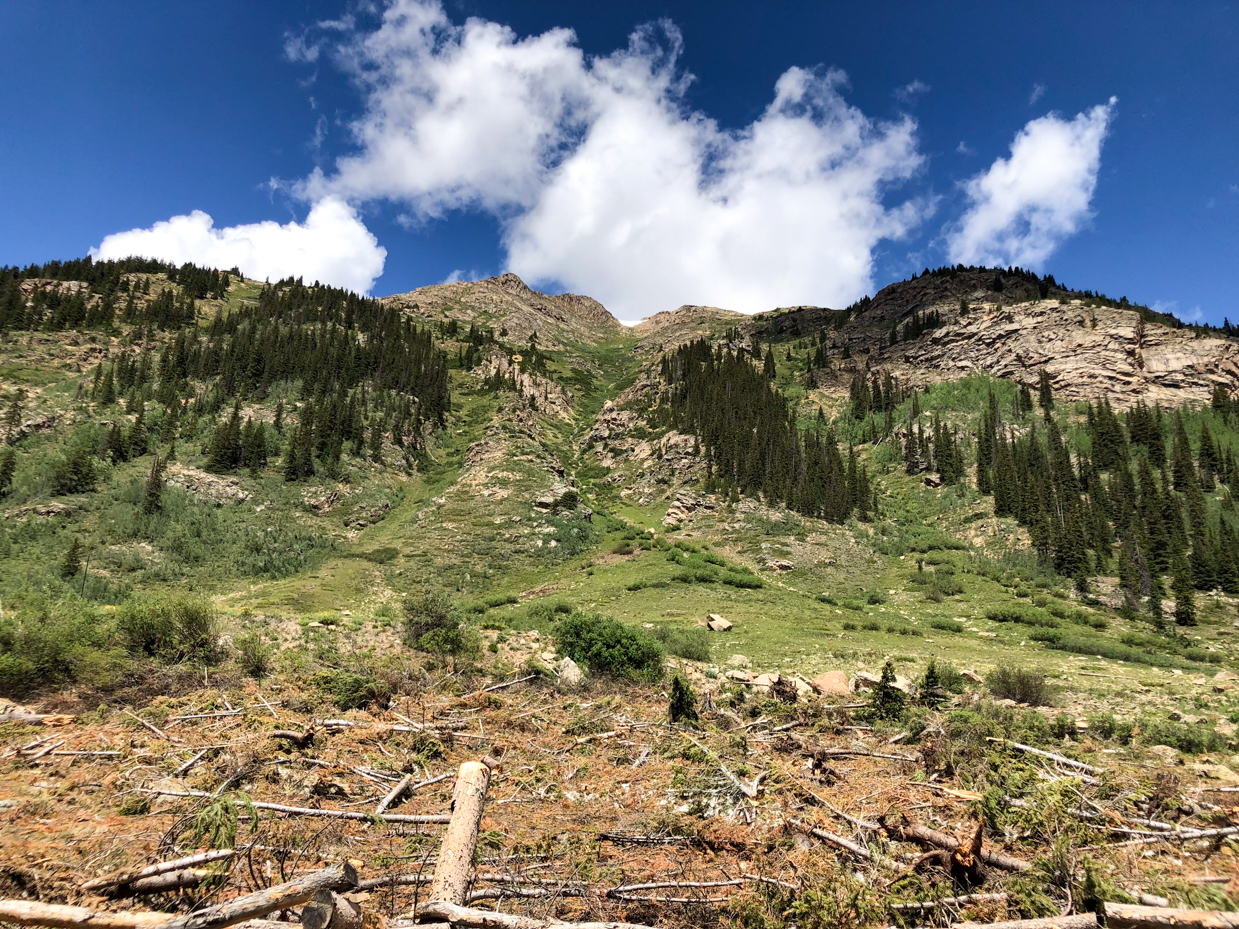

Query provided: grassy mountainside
[3,258,1239,927]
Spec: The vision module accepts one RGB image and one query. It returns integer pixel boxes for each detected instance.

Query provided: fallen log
[955,917,1097,929]
[416,900,657,929]
[269,728,316,748]
[1104,903,1239,929]
[885,817,1031,873]
[83,849,238,894]
[139,790,450,824]
[160,862,358,929]
[376,772,451,815]
[0,902,173,929]
[428,760,493,906]
[113,870,211,897]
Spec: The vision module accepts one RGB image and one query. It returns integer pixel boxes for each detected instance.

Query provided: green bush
[986,606,1058,628]
[986,665,1054,706]
[1138,717,1226,755]
[651,624,710,662]
[928,617,964,633]
[555,613,664,682]
[235,630,274,679]
[314,669,391,710]
[117,597,220,665]
[669,674,698,724]
[0,599,113,697]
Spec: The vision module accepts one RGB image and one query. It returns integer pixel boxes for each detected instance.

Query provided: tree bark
[376,774,413,815]
[300,890,362,929]
[887,818,1031,872]
[954,917,1097,929]
[0,902,172,929]
[428,761,492,906]
[113,871,210,897]
[83,850,237,893]
[416,900,657,929]
[159,862,358,929]
[787,818,872,861]
[1104,903,1239,929]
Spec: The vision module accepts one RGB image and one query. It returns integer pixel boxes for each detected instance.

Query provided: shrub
[555,613,663,682]
[868,660,906,721]
[402,590,457,643]
[651,624,711,662]
[117,597,220,665]
[525,599,575,624]
[0,599,113,697]
[669,674,698,724]
[314,669,391,710]
[986,606,1058,628]
[928,618,964,633]
[1138,717,1226,755]
[235,630,274,679]
[986,665,1054,706]
[866,590,888,605]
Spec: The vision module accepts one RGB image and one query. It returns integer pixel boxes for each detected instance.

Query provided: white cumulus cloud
[296,0,929,317]
[946,98,1116,269]
[91,198,387,294]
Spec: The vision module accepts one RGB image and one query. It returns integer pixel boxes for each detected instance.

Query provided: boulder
[810,670,850,696]
[725,669,753,683]
[961,669,984,683]
[726,654,751,668]
[850,670,915,694]
[557,657,584,690]
[1216,670,1239,682]
[706,614,733,632]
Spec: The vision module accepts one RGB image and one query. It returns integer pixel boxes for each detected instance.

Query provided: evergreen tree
[60,537,84,580]
[0,446,15,496]
[369,417,384,464]
[1037,369,1054,417]
[1172,555,1197,626]
[869,660,906,721]
[669,674,698,724]
[98,365,116,405]
[142,455,164,515]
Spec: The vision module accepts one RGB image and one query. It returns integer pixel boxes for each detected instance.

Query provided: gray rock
[557,657,585,690]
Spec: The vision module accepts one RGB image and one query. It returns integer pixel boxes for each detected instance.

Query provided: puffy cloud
[91,198,387,294]
[946,98,1116,269]
[298,0,929,316]
[894,79,931,103]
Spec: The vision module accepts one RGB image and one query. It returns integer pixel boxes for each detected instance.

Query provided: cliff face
[891,301,1239,406]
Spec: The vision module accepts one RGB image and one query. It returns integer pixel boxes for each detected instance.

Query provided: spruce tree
[142,455,164,515]
[1038,369,1054,417]
[0,446,15,496]
[1172,555,1197,626]
[869,660,906,721]
[60,537,83,580]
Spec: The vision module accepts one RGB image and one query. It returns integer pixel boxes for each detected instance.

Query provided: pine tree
[98,365,116,405]
[0,446,15,496]
[60,537,84,580]
[669,674,698,724]
[142,455,164,515]
[1172,555,1197,626]
[1038,369,1054,417]
[869,660,906,721]
[369,417,384,464]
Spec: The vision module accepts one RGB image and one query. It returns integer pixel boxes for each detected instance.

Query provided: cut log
[1104,903,1239,929]
[889,892,1007,912]
[124,710,181,744]
[428,761,492,906]
[955,917,1097,929]
[83,849,237,893]
[416,900,657,929]
[160,862,358,929]
[301,890,362,929]
[376,774,414,815]
[886,817,1031,873]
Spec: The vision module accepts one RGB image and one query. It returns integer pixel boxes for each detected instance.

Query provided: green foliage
[555,612,664,682]
[650,624,711,662]
[986,605,1059,628]
[0,598,114,697]
[986,665,1054,706]
[116,596,220,665]
[185,792,252,850]
[235,629,274,679]
[927,617,964,633]
[868,660,906,720]
[669,674,698,724]
[1137,716,1226,755]
[314,669,391,710]
[60,536,84,579]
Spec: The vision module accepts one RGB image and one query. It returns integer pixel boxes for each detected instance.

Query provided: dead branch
[608,879,743,895]
[481,675,537,693]
[376,774,414,814]
[986,738,1099,775]
[124,710,181,744]
[787,817,873,862]
[682,734,763,798]
[0,902,174,928]
[885,816,1031,873]
[815,747,918,762]
[175,748,217,777]
[890,893,1007,912]
[82,850,237,893]
[415,900,657,929]
[1104,903,1239,929]
[139,790,450,824]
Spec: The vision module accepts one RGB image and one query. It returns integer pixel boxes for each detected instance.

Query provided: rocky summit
[2,258,1239,929]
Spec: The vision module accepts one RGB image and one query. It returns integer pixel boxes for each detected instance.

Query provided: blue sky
[0,2,1235,323]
